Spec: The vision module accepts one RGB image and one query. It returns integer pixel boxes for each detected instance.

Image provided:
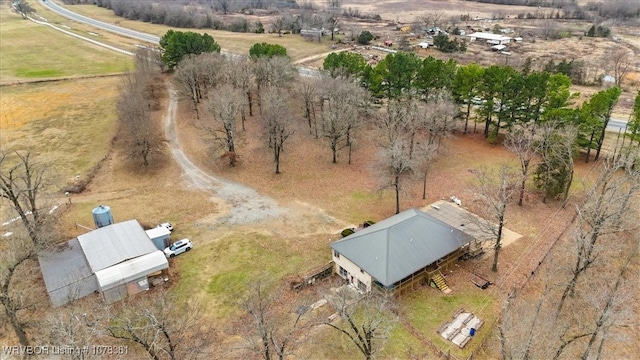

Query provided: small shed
[145,226,171,250]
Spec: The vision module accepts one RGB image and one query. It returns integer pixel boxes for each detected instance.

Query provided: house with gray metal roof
[330,208,475,294]
[38,220,169,307]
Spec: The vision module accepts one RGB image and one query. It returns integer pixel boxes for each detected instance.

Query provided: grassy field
[50,3,334,61]
[0,77,121,178]
[0,7,132,83]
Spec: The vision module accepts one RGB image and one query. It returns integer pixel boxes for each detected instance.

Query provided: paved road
[40,0,322,76]
[607,118,630,132]
[41,0,160,43]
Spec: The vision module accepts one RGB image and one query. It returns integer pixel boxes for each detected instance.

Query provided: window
[358,280,367,292]
[339,266,348,278]
[334,250,340,259]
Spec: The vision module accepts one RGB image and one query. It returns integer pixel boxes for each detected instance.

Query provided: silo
[92,205,114,228]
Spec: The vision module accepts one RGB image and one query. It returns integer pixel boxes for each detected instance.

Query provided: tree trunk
[394,175,400,214]
[275,145,281,174]
[484,115,491,138]
[464,103,471,134]
[3,299,30,346]
[422,172,427,200]
[595,118,610,161]
[492,215,504,272]
[518,177,526,206]
[585,130,595,163]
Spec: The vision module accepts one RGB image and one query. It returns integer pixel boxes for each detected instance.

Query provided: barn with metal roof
[38,220,168,307]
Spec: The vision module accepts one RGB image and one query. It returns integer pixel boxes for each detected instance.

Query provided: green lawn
[171,231,329,322]
[0,6,132,83]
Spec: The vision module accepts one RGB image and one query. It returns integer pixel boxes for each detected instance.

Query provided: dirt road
[163,86,286,226]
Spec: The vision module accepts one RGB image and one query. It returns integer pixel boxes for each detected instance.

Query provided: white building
[467,32,512,45]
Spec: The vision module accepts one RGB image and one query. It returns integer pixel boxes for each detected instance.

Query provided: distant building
[38,220,169,307]
[467,32,512,45]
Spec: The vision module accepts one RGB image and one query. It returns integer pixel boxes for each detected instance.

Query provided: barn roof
[95,250,168,291]
[468,32,512,41]
[330,208,474,287]
[78,219,157,272]
[38,239,99,307]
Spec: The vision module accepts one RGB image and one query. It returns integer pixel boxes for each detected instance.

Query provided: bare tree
[324,289,397,360]
[175,55,205,119]
[505,125,537,206]
[261,89,295,174]
[208,85,245,166]
[378,138,413,215]
[318,77,368,164]
[47,305,101,360]
[534,123,577,203]
[175,53,228,120]
[0,232,35,346]
[105,290,215,360]
[557,155,640,312]
[217,0,230,14]
[375,100,422,213]
[225,56,255,129]
[603,46,635,87]
[0,152,56,346]
[13,0,34,19]
[175,53,232,119]
[324,0,342,41]
[421,92,457,151]
[237,282,315,360]
[117,70,161,167]
[253,57,296,111]
[416,11,445,29]
[295,77,320,137]
[412,141,439,200]
[0,151,48,246]
[468,164,518,272]
[271,14,286,37]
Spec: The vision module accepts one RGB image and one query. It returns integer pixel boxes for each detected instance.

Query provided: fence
[290,261,334,291]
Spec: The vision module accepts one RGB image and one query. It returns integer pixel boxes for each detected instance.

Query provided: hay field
[0,77,121,180]
[0,7,131,83]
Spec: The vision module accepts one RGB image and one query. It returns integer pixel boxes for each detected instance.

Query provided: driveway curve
[164,88,286,225]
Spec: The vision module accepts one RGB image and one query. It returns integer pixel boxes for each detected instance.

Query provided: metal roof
[38,239,99,307]
[95,250,168,291]
[330,208,475,287]
[468,32,511,41]
[145,226,171,239]
[78,219,157,272]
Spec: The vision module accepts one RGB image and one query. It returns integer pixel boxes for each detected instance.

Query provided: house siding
[333,252,372,292]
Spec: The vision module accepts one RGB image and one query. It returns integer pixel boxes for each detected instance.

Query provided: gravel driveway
[164,87,287,225]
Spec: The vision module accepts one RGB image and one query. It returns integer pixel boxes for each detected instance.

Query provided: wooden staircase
[432,271,452,294]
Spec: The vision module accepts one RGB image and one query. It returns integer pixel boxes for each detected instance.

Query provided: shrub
[341,228,355,237]
[357,30,374,45]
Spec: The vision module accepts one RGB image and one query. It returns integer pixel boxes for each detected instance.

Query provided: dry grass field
[34,1,333,62]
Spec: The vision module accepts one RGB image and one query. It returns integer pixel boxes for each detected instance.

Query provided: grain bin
[92,205,114,228]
